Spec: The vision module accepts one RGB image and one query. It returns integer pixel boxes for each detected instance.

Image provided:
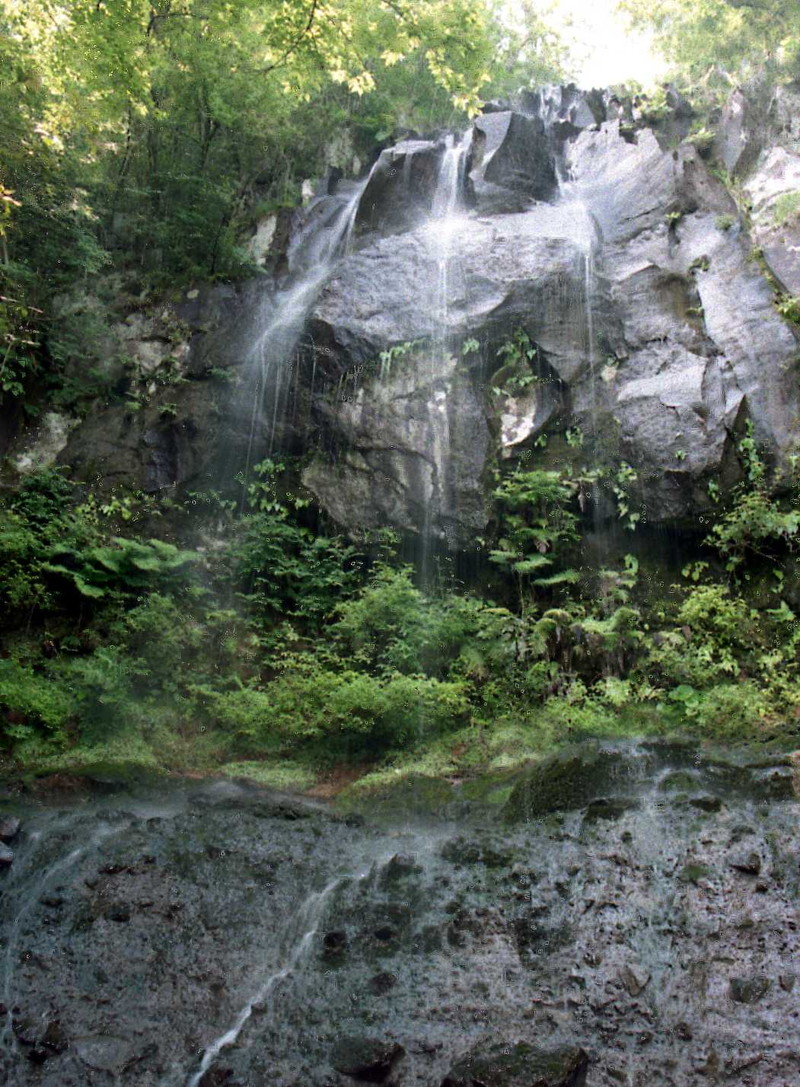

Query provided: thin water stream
[232,176,371,498]
[418,132,470,574]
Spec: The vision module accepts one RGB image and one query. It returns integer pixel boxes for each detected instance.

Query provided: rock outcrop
[303,98,800,540]
[46,82,800,547]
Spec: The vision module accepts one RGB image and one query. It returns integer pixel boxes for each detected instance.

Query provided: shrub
[0,659,75,747]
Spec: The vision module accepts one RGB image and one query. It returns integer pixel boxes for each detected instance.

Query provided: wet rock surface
[1,744,799,1087]
[41,85,800,540]
[440,1041,588,1087]
[304,100,800,539]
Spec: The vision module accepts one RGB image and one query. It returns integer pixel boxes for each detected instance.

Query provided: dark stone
[0,842,13,867]
[583,797,638,822]
[0,814,21,842]
[730,851,762,876]
[440,837,513,867]
[512,916,572,959]
[40,1020,68,1054]
[103,903,131,923]
[367,972,398,995]
[730,976,771,1004]
[13,1016,67,1056]
[380,853,422,883]
[323,930,348,956]
[373,925,398,942]
[749,767,796,801]
[619,964,650,997]
[665,85,695,120]
[472,112,557,200]
[714,87,767,178]
[355,139,445,237]
[440,1041,589,1087]
[331,1036,406,1083]
[689,795,723,812]
[198,1068,234,1087]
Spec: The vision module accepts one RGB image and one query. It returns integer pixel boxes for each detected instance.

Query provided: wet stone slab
[0,746,798,1087]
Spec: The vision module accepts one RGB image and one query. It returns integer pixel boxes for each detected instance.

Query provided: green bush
[228,511,361,630]
[0,659,75,747]
[490,468,580,609]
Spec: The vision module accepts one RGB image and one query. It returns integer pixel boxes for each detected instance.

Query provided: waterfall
[555,162,600,433]
[183,843,427,1087]
[232,173,371,499]
[419,132,470,571]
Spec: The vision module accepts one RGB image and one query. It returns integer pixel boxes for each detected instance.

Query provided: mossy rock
[441,1041,589,1087]
[440,835,515,868]
[503,744,637,822]
[658,770,700,793]
[678,863,712,885]
[730,976,771,1004]
[582,796,639,822]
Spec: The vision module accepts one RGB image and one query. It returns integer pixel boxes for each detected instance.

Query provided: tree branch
[258,0,318,76]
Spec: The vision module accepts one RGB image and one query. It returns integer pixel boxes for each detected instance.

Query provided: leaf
[533,569,579,587]
[513,556,552,575]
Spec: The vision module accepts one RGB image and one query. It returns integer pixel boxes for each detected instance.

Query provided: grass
[772,190,800,227]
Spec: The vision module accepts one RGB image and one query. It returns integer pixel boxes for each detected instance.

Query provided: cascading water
[554,163,601,435]
[417,132,470,574]
[231,175,370,499]
[3,751,798,1087]
[555,155,608,549]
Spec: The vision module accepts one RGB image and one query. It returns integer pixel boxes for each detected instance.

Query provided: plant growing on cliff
[703,423,799,572]
[490,469,579,611]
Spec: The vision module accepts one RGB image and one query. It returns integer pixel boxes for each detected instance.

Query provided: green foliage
[775,293,800,325]
[707,488,800,571]
[0,0,569,415]
[58,648,141,744]
[490,468,579,607]
[197,652,468,761]
[607,462,641,529]
[1,0,565,295]
[44,537,198,601]
[703,422,799,571]
[0,659,74,746]
[620,0,800,83]
[772,190,800,226]
[229,460,361,629]
[0,469,100,617]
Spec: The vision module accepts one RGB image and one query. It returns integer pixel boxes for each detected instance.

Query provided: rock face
[471,111,558,212]
[331,1036,406,1083]
[354,139,447,236]
[301,93,800,542]
[2,747,799,1087]
[48,82,800,545]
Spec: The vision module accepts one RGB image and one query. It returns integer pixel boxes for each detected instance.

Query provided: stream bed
[1,742,798,1087]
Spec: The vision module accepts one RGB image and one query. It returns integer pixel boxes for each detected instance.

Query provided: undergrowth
[1,421,799,791]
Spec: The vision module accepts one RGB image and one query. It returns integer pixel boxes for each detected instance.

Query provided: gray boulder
[0,814,20,842]
[354,139,445,237]
[471,111,557,208]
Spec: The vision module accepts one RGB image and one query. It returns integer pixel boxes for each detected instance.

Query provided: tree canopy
[0,0,565,285]
[619,0,800,84]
